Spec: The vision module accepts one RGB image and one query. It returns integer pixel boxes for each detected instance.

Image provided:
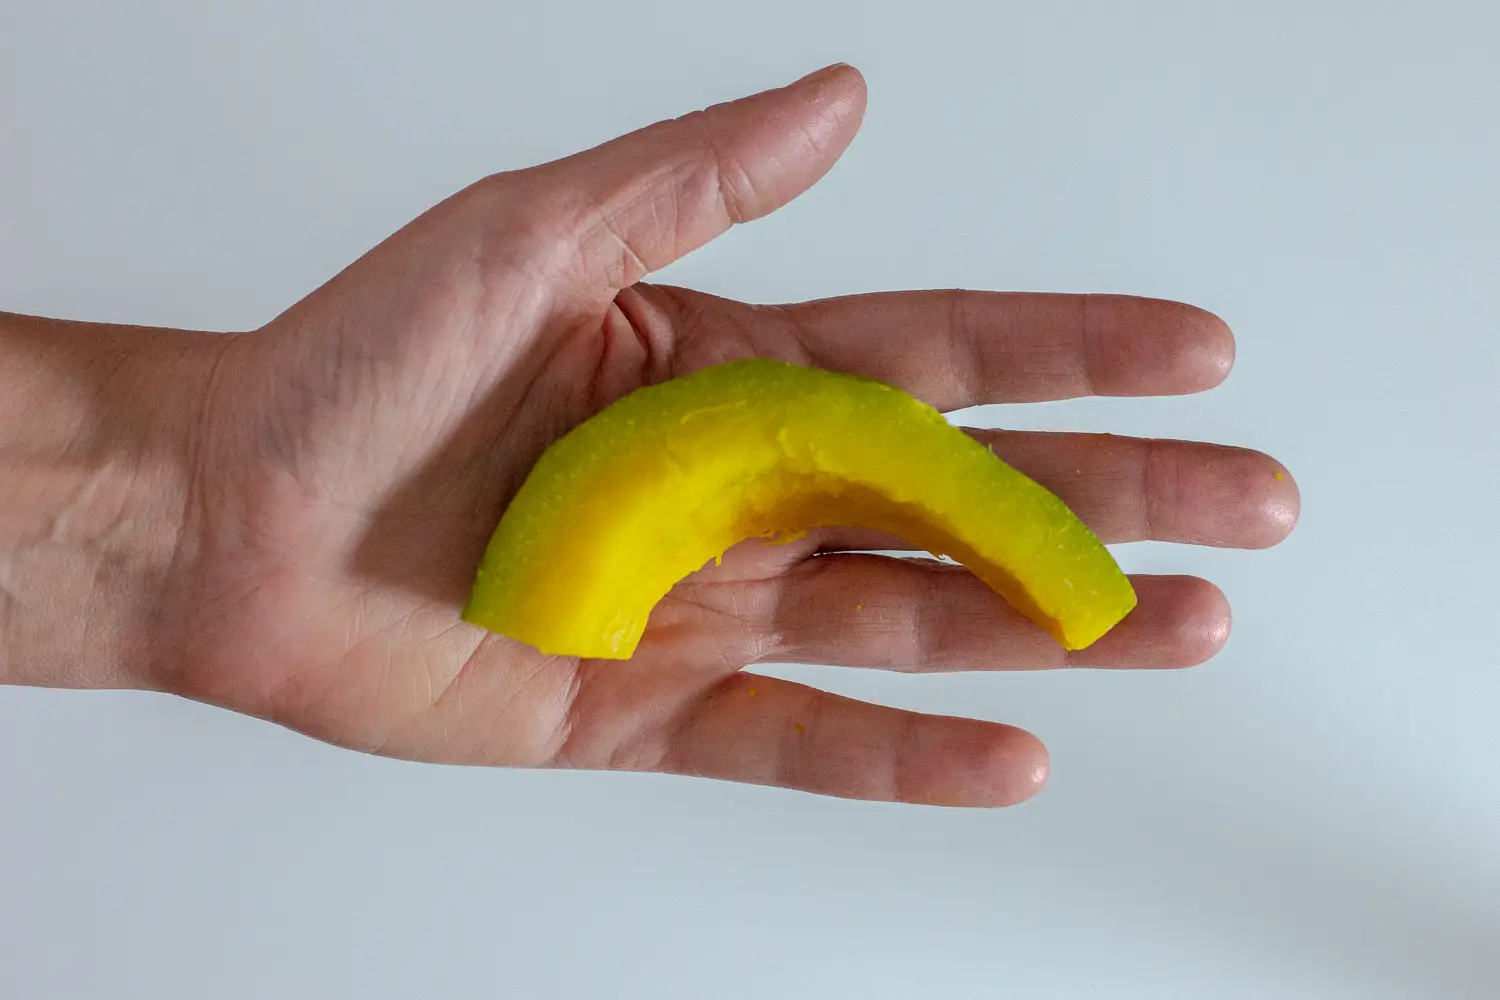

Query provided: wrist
[0,313,226,690]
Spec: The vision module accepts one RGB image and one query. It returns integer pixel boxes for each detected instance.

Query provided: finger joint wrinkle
[1076,294,1102,396]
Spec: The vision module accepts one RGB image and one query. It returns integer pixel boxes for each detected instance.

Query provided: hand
[15,65,1298,806]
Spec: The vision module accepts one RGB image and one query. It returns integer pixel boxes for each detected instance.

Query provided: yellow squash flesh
[463,359,1136,658]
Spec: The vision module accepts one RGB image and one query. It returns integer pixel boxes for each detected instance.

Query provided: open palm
[159,65,1296,806]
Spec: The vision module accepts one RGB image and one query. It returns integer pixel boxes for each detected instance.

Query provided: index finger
[782,290,1235,407]
[650,287,1235,409]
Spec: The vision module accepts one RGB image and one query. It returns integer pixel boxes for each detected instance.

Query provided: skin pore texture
[0,65,1297,806]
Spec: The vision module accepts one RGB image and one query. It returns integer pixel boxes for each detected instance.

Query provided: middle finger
[804,429,1299,555]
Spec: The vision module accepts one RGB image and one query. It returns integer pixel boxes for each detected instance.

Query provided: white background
[2,2,1497,997]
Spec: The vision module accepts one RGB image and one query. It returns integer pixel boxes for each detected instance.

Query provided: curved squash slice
[463,359,1135,659]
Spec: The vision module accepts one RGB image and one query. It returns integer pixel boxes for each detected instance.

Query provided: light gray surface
[2,2,1497,997]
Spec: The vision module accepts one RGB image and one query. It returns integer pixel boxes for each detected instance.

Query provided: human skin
[0,64,1297,806]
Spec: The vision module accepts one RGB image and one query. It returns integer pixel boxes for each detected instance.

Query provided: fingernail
[797,62,852,86]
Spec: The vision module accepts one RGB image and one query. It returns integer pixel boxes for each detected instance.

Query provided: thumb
[509,63,867,295]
